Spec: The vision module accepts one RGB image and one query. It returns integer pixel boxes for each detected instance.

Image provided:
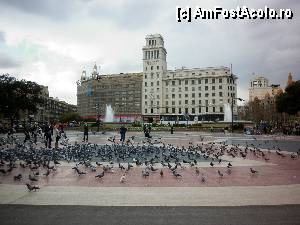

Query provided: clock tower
[142,34,167,122]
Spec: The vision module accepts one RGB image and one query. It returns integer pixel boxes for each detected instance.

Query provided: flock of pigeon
[0,135,299,192]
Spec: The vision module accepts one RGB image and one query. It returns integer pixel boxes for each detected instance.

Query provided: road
[0,205,299,225]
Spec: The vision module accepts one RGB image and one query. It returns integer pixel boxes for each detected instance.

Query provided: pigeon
[26,183,40,192]
[14,174,22,180]
[227,162,232,168]
[29,174,38,182]
[210,162,214,167]
[43,170,50,177]
[150,166,158,172]
[160,169,164,177]
[250,168,258,174]
[218,170,224,178]
[120,174,126,183]
[195,167,200,176]
[201,175,206,183]
[95,171,105,179]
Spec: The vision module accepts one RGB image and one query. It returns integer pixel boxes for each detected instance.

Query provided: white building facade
[142,34,238,123]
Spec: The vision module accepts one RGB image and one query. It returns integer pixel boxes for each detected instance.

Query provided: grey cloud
[0,53,21,68]
[0,31,5,42]
[0,0,83,20]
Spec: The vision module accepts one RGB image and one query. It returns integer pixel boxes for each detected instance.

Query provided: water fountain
[104,105,114,122]
[223,103,232,122]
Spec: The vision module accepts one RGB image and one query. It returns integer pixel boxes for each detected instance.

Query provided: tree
[276,80,300,115]
[0,74,43,126]
[59,112,80,123]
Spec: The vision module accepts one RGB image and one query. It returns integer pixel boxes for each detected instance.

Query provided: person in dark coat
[120,126,127,142]
[44,123,52,148]
[83,123,89,142]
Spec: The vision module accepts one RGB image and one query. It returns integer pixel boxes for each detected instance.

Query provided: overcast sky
[0,0,299,105]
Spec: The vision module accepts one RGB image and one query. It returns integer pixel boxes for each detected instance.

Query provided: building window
[198,86,201,91]
[199,107,201,113]
[185,80,188,85]
[199,100,202,105]
[166,81,169,86]
[151,82,153,86]
[185,94,188,98]
[166,101,168,105]
[212,86,215,90]
[172,81,175,85]
[145,74,147,79]
[220,107,223,113]
[192,93,195,98]
[145,67,147,71]
[205,93,209,97]
[185,87,188,91]
[166,108,169,113]
[185,108,188,114]
[179,108,182,114]
[206,107,208,112]
[157,81,159,85]
[219,92,223,97]
[179,80,182,85]
[145,109,147,113]
[212,78,215,83]
[219,85,222,89]
[192,100,195,105]
[179,87,182,92]
[213,107,215,112]
[157,66,159,70]
[172,94,175,98]
[212,93,215,97]
[151,66,153,70]
[192,108,195,114]
[172,88,175,92]
[219,78,222,83]
[172,101,175,105]
[145,82,147,86]
[179,94,181,98]
[192,80,195,85]
[205,100,208,105]
[172,108,175,113]
[157,95,159,99]
[179,100,181,105]
[192,87,195,91]
[205,78,208,84]
[185,100,188,104]
[166,94,168,99]
[198,93,201,97]
[205,86,208,91]
[157,74,159,78]
[151,108,153,113]
[145,101,147,105]
[198,79,201,84]
[145,95,147,99]
[212,99,215,104]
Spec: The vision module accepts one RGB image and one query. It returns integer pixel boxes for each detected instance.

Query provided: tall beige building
[249,76,281,101]
[142,34,238,123]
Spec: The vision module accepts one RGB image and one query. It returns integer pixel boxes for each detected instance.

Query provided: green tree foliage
[276,80,300,115]
[59,112,80,123]
[0,74,43,125]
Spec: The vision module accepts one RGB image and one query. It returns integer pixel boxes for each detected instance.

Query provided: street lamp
[230,69,245,132]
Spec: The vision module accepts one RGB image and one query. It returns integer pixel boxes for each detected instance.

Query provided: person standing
[119,126,127,142]
[170,125,174,134]
[23,125,31,144]
[54,126,61,148]
[83,123,89,142]
[44,123,52,148]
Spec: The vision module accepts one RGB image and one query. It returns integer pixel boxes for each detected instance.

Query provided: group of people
[82,123,152,143]
[20,122,66,148]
